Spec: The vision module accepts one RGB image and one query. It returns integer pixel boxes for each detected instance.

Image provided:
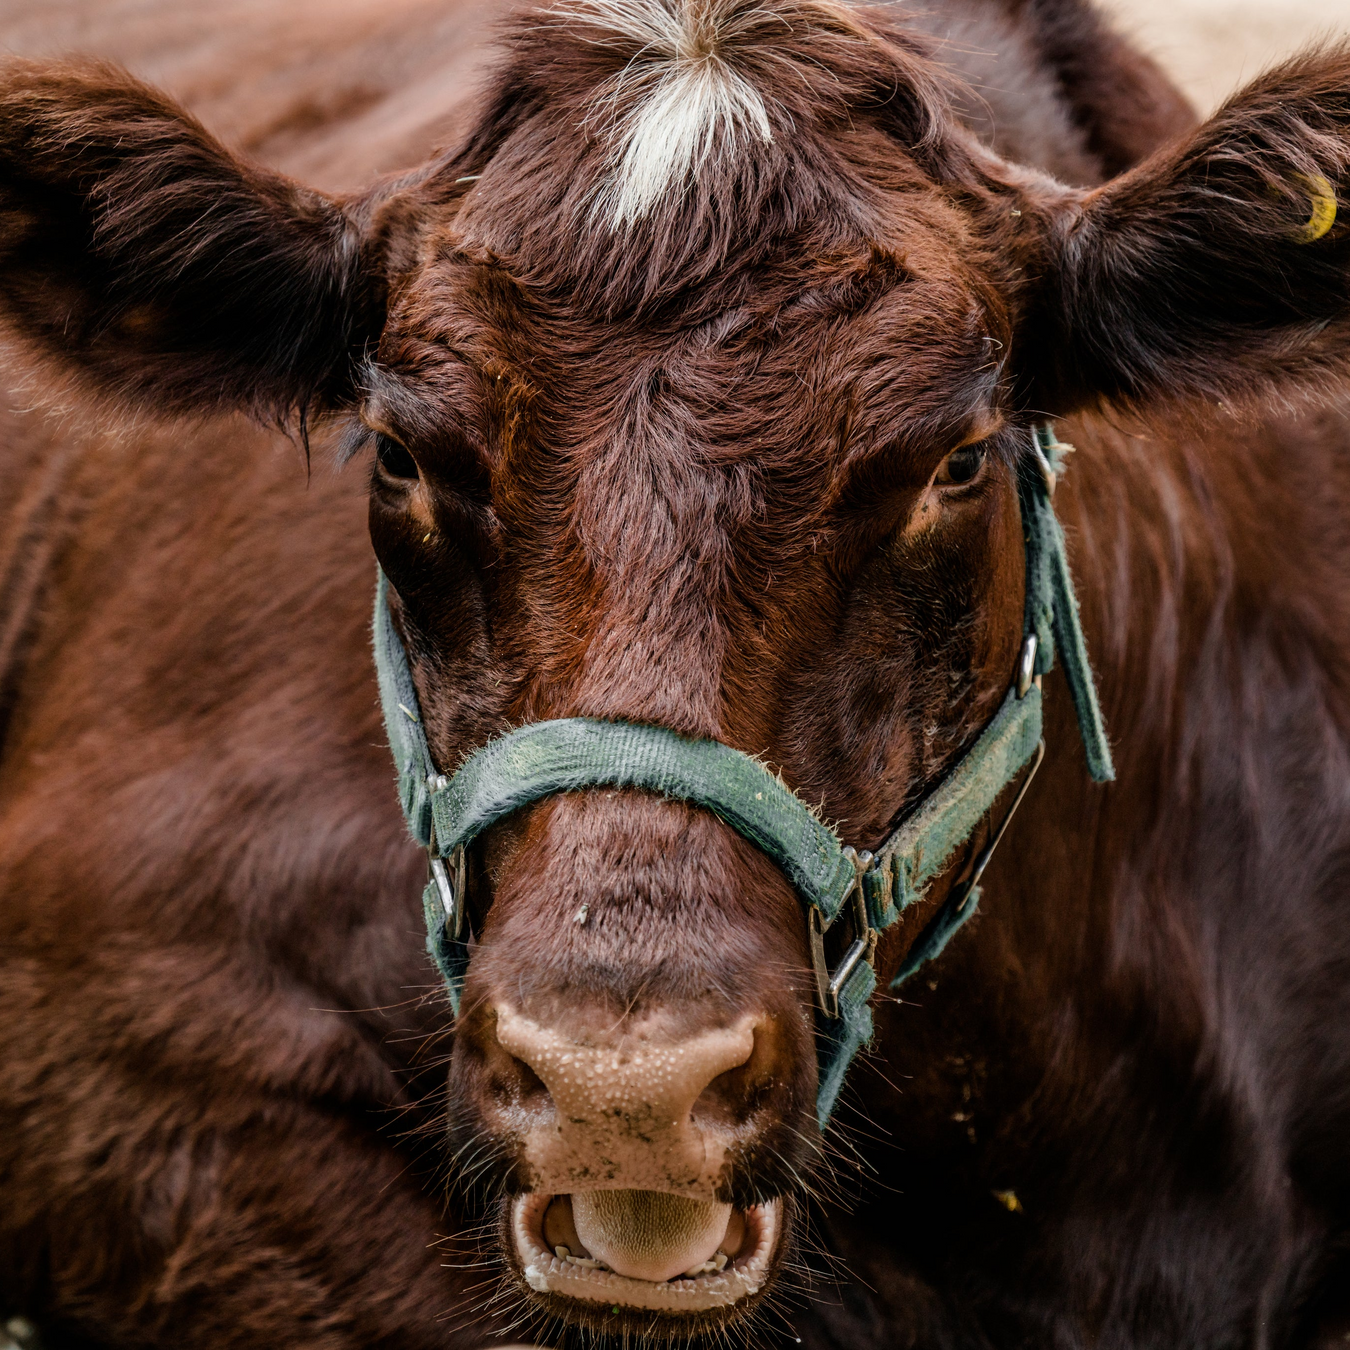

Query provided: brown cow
[1,0,1348,1346]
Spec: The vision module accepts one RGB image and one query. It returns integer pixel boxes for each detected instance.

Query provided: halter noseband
[372,424,1113,1126]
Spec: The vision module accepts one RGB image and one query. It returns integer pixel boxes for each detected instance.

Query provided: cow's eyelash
[334,417,375,466]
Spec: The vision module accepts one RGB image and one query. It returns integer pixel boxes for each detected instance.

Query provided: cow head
[0,4,1346,1340]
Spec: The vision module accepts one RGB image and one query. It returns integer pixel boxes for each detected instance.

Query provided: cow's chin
[508,1190,784,1317]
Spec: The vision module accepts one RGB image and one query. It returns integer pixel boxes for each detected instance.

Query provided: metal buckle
[809,846,878,1019]
[428,837,467,943]
[425,771,467,944]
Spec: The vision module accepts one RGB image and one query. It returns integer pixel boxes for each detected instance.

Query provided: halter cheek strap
[372,424,1114,1126]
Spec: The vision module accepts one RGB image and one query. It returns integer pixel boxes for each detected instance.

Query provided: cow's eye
[935,441,988,487]
[375,433,420,482]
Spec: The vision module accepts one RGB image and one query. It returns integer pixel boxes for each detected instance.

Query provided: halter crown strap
[372,425,1113,1126]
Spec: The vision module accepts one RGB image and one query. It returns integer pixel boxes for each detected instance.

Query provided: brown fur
[2,1,1349,1346]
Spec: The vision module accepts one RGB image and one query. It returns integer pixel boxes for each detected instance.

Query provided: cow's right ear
[0,59,384,421]
[1026,46,1350,416]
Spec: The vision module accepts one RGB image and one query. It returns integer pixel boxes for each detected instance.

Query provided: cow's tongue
[570,1190,731,1283]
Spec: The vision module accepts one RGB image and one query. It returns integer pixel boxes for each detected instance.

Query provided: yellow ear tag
[1296,174,1337,243]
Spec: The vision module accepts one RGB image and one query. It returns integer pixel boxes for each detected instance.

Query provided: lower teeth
[553,1244,729,1279]
[682,1251,729,1276]
[554,1245,609,1270]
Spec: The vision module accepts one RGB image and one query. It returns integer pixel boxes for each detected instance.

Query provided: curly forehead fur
[414,0,981,312]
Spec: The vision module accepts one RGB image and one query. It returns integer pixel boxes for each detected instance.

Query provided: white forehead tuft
[557,0,776,226]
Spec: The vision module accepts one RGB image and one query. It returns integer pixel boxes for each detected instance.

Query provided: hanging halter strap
[372,424,1113,1125]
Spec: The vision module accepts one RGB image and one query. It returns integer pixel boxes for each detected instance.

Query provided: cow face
[0,0,1345,1340]
[355,13,1034,1323]
[361,142,1027,1329]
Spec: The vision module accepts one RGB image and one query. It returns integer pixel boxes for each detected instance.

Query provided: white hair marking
[558,0,778,226]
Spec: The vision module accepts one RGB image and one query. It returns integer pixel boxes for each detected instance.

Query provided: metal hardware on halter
[428,832,467,943]
[809,847,878,1019]
[946,738,1046,916]
[1016,632,1041,700]
[945,634,1044,914]
[424,771,466,942]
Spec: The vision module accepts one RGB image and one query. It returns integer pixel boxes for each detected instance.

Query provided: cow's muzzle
[509,1190,783,1312]
[462,1002,802,1317]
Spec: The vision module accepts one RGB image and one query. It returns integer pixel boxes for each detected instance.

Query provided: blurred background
[0,0,1344,196]
[1099,0,1347,112]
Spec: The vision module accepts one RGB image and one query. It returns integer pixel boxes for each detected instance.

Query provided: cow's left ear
[0,59,386,421]
[1028,46,1350,414]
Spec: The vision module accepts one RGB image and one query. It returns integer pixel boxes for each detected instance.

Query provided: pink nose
[494,1006,759,1198]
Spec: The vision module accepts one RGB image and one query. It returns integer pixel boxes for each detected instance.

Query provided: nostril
[493,1052,550,1108]
[494,1004,759,1135]
[692,1021,779,1127]
[483,1011,552,1108]
[492,1015,550,1096]
[693,1064,769,1127]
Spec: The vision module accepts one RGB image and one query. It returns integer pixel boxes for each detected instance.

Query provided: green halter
[372,424,1113,1126]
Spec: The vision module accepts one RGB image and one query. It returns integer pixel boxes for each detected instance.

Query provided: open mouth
[510,1190,782,1314]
